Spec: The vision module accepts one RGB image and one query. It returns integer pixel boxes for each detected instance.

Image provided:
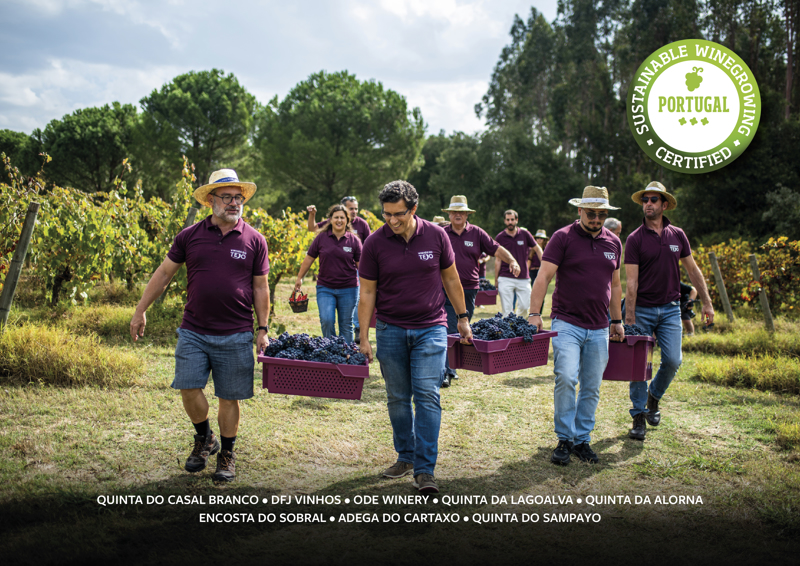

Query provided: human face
[330,210,348,232]
[642,191,667,219]
[448,211,468,228]
[344,199,358,220]
[382,200,416,236]
[535,237,545,247]
[209,186,243,224]
[579,207,606,234]
[504,214,518,231]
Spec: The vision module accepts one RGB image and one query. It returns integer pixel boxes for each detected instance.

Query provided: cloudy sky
[0,0,558,136]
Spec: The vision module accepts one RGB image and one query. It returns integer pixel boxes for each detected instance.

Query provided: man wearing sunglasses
[358,181,473,494]
[130,169,270,483]
[529,186,624,465]
[624,182,714,441]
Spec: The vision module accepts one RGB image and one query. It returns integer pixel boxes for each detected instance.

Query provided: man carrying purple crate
[624,182,714,440]
[358,181,472,494]
[440,195,521,387]
[529,186,624,465]
[130,169,270,483]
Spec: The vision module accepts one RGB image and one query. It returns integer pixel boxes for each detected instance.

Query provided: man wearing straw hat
[495,210,542,318]
[624,181,714,440]
[130,169,270,483]
[529,186,624,465]
[440,195,521,387]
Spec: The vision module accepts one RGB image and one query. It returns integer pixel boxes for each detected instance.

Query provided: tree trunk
[787,0,797,120]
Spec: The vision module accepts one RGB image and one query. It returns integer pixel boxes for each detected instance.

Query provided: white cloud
[391,78,488,135]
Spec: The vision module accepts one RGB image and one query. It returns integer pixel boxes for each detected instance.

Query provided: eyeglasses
[211,193,245,205]
[382,208,412,219]
[641,196,662,204]
[582,209,608,221]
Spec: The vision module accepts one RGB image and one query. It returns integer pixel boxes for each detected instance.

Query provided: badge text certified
[627,40,761,173]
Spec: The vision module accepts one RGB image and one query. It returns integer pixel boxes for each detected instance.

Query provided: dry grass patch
[682,317,800,357]
[689,354,800,393]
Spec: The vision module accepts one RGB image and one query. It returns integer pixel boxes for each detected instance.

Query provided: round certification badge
[627,39,761,174]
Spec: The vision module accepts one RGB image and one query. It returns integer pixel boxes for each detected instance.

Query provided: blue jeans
[443,288,478,375]
[375,320,447,476]
[316,285,358,342]
[353,270,360,331]
[551,318,609,444]
[625,301,682,417]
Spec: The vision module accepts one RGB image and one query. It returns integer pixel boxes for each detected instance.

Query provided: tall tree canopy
[256,70,426,207]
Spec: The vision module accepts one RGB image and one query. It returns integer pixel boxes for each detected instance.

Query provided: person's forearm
[254,285,270,327]
[625,279,638,321]
[494,246,515,266]
[358,286,376,338]
[610,282,622,320]
[530,276,548,313]
[443,276,467,314]
[687,267,712,305]
[134,266,174,314]
[295,255,315,284]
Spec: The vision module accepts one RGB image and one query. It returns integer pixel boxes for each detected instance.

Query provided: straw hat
[631,181,677,211]
[431,216,449,226]
[193,169,257,208]
[568,186,619,210]
[534,229,549,240]
[442,195,475,213]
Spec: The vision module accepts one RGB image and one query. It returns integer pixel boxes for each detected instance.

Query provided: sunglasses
[641,196,663,204]
[582,210,608,220]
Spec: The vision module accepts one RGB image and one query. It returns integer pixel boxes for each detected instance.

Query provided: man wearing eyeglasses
[358,181,473,494]
[130,169,269,483]
[529,186,624,466]
[624,182,714,441]
[307,196,372,342]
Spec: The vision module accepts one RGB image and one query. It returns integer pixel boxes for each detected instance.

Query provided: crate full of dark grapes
[602,335,655,382]
[475,290,498,306]
[447,331,557,375]
[258,355,368,400]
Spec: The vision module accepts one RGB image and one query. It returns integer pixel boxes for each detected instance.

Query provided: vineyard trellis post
[156,207,198,305]
[749,254,775,333]
[708,252,735,322]
[0,202,40,333]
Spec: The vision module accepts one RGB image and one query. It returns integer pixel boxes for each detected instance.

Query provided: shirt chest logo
[418,251,434,261]
[343,246,353,253]
[604,252,616,260]
[464,241,474,247]
[670,245,679,252]
[517,241,524,246]
[231,249,247,260]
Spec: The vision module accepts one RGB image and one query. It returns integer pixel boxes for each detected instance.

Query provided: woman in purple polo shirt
[294,205,362,342]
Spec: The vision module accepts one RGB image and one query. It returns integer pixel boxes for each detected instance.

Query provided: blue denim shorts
[172,328,255,400]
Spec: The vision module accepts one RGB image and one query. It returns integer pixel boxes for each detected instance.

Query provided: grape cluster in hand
[622,324,649,336]
[470,313,538,342]
[264,333,367,365]
[479,278,496,291]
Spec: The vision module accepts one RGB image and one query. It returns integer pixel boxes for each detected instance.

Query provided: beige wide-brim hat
[193,169,257,208]
[631,181,677,211]
[534,229,549,240]
[568,186,620,210]
[431,216,449,226]
[442,195,475,213]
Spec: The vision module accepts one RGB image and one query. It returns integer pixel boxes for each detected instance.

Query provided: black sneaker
[185,433,220,473]
[441,374,451,388]
[572,442,599,463]
[550,440,573,465]
[629,413,647,440]
[646,392,661,426]
[213,450,236,482]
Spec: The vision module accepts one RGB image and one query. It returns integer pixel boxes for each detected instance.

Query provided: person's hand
[360,339,374,363]
[294,279,302,293]
[130,310,146,342]
[625,314,636,326]
[528,314,543,332]
[610,322,625,342]
[701,303,715,325]
[509,261,521,277]
[257,329,269,353]
[457,317,473,344]
[307,205,316,216]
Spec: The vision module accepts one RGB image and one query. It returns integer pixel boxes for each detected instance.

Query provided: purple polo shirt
[168,217,269,336]
[317,216,371,243]
[495,228,535,279]
[359,217,455,329]
[624,217,692,307]
[307,229,362,289]
[478,253,488,279]
[444,223,500,289]
[543,221,622,330]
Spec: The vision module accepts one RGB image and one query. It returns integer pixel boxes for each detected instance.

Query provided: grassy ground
[1,279,799,565]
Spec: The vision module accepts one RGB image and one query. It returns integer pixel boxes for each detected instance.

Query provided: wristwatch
[610,320,622,325]
[257,326,269,332]
[457,313,469,319]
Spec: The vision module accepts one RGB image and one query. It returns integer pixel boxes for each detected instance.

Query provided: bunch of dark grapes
[622,324,649,336]
[479,278,496,291]
[264,332,366,365]
[470,312,538,343]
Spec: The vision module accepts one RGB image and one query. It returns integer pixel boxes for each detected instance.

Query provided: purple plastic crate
[446,331,557,375]
[475,290,498,306]
[257,355,368,399]
[602,335,655,382]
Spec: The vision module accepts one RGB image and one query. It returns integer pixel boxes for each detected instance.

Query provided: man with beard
[529,186,624,465]
[130,169,270,482]
[495,210,541,318]
[624,182,714,440]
